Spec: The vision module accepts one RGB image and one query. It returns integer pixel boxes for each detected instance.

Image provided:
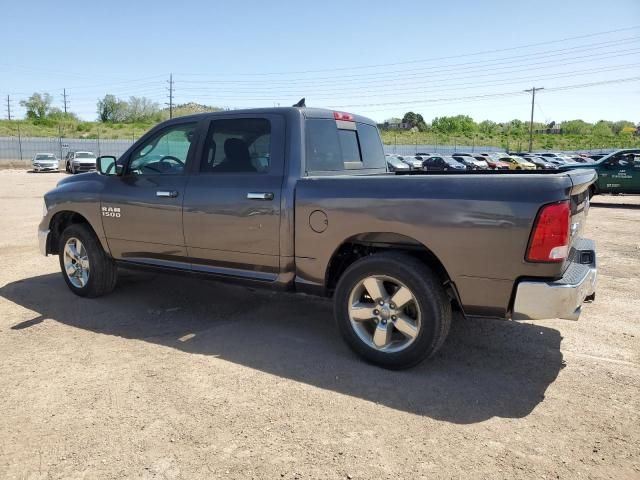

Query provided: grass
[379,130,640,152]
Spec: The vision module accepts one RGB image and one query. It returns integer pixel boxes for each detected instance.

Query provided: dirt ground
[0,169,638,480]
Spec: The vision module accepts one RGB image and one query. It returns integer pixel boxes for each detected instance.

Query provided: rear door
[182,114,286,280]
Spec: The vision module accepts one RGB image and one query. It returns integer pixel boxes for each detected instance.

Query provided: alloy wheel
[347,275,422,353]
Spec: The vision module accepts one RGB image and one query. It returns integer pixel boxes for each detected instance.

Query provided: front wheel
[59,224,118,297]
[334,252,452,369]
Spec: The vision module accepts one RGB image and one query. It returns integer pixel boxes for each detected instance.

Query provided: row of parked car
[385,151,603,172]
[31,151,97,174]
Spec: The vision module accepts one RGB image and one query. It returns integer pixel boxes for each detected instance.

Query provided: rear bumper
[512,238,597,321]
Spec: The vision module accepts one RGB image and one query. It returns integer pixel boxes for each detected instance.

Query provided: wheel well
[47,211,91,255]
[325,233,459,307]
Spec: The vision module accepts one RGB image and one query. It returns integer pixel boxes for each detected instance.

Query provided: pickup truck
[558,148,640,195]
[38,107,598,369]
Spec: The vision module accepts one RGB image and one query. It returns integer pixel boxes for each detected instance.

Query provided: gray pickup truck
[38,107,598,368]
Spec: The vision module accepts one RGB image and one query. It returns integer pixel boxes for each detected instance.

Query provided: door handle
[247,192,274,200]
[156,190,179,198]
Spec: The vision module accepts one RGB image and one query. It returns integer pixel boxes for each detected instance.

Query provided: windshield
[35,154,55,160]
[76,152,95,159]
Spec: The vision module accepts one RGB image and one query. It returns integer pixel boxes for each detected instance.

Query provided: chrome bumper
[512,239,597,321]
[38,229,50,256]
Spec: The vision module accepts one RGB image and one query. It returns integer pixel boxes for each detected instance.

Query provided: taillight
[526,201,570,262]
[333,111,354,121]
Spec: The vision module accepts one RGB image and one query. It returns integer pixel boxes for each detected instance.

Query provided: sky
[1,0,639,124]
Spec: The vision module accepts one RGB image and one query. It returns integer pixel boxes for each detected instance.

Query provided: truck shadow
[1,270,565,425]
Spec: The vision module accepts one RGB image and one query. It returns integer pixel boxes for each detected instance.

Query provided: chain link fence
[0,136,135,168]
[0,135,620,169]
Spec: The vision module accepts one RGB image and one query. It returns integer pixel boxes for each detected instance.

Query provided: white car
[65,151,97,174]
[31,153,59,172]
[396,155,424,170]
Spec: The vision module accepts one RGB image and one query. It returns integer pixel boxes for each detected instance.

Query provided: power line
[326,75,640,109]
[174,62,640,101]
[178,36,640,86]
[175,25,640,77]
[173,47,640,93]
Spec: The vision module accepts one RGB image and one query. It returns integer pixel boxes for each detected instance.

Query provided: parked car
[396,155,424,170]
[569,155,594,164]
[498,156,537,170]
[422,155,466,171]
[557,148,640,196]
[65,151,97,174]
[386,155,411,172]
[483,156,510,170]
[38,106,597,369]
[470,155,507,170]
[452,154,489,170]
[522,155,558,170]
[31,153,59,172]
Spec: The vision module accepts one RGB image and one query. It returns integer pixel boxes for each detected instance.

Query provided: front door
[101,121,200,266]
[182,114,285,280]
[598,150,640,193]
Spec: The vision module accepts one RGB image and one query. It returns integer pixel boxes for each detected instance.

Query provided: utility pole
[166,73,174,119]
[5,95,11,120]
[62,88,69,115]
[525,86,544,152]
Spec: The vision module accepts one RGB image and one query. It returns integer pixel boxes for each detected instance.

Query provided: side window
[357,123,386,169]
[129,122,196,175]
[200,118,271,173]
[338,130,361,165]
[306,119,343,171]
[305,119,386,172]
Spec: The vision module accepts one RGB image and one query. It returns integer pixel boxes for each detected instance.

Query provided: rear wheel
[59,224,117,297]
[334,252,451,369]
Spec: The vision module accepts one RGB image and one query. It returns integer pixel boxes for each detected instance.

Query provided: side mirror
[97,156,120,175]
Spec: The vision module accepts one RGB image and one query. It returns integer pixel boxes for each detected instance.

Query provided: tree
[478,120,498,135]
[611,120,635,135]
[20,92,53,120]
[126,96,160,122]
[561,119,592,135]
[97,94,128,122]
[431,115,476,135]
[402,111,418,127]
[592,121,613,137]
[48,108,79,122]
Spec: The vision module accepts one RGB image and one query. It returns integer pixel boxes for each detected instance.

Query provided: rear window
[306,119,386,172]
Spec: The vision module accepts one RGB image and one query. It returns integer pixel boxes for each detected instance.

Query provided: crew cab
[558,148,640,195]
[38,107,598,369]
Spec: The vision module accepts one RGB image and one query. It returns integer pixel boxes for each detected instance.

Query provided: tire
[58,223,118,297]
[334,252,451,369]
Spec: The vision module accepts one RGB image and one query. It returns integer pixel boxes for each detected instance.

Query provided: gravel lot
[0,170,638,480]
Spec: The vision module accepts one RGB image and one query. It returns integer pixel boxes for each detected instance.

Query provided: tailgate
[565,169,597,269]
